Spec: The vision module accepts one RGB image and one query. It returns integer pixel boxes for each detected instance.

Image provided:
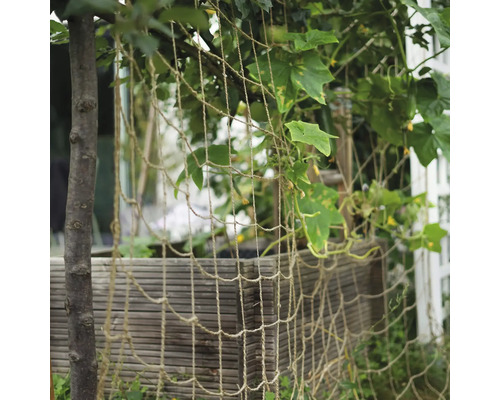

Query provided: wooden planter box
[50,239,386,399]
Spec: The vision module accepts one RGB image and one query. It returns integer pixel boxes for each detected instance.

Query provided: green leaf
[234,0,272,18]
[407,122,438,167]
[429,114,450,161]
[423,223,447,252]
[299,206,330,251]
[150,52,169,74]
[249,101,268,122]
[409,223,447,252]
[297,183,343,251]
[312,184,342,223]
[353,75,414,145]
[369,104,404,145]
[147,18,176,38]
[280,376,290,389]
[292,52,334,104]
[283,29,339,51]
[247,50,334,113]
[314,105,337,156]
[235,0,252,18]
[375,188,402,210]
[50,19,69,44]
[176,145,233,195]
[254,0,273,12]
[285,121,337,156]
[119,237,155,258]
[126,391,144,400]
[303,2,324,16]
[362,182,402,223]
[95,36,109,52]
[247,53,298,113]
[50,20,67,35]
[416,75,449,120]
[286,161,311,186]
[400,0,450,48]
[440,7,450,27]
[418,66,432,76]
[408,114,449,167]
[130,33,159,57]
[432,72,450,105]
[159,6,209,31]
[265,392,276,400]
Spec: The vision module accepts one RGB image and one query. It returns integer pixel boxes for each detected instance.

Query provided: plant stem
[409,47,449,73]
[260,230,297,257]
[380,2,408,71]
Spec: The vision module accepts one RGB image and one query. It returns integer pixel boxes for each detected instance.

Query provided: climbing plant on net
[52,0,450,398]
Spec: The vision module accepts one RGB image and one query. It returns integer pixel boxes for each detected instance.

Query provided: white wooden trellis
[406,0,450,343]
[410,151,450,342]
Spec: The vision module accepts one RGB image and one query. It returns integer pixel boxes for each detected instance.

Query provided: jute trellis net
[90,2,450,399]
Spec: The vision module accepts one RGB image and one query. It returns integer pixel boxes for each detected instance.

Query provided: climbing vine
[51,0,450,255]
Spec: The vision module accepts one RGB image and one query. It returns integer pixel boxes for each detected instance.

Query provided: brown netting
[50,2,450,399]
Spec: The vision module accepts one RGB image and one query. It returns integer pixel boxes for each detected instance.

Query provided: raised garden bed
[50,239,386,399]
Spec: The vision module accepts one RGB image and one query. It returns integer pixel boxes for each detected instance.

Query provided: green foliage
[50,20,69,44]
[408,115,450,167]
[401,0,450,47]
[50,0,451,258]
[410,222,448,253]
[247,49,334,113]
[235,0,273,19]
[111,376,152,400]
[340,320,450,399]
[119,236,156,258]
[353,74,416,146]
[349,181,447,253]
[265,376,312,400]
[296,182,344,252]
[52,373,70,400]
[284,29,339,52]
[52,373,168,400]
[158,7,209,31]
[286,121,337,157]
[175,144,234,196]
[416,73,450,120]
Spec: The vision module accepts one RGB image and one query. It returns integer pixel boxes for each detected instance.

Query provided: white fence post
[406,0,450,343]
[410,154,446,342]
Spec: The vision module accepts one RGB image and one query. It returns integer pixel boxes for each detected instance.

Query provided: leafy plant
[339,320,450,400]
[110,375,153,400]
[52,373,169,400]
[347,180,446,253]
[266,376,313,400]
[52,0,450,256]
[119,236,156,258]
[52,373,71,400]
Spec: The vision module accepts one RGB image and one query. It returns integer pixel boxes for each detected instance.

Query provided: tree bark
[65,13,98,400]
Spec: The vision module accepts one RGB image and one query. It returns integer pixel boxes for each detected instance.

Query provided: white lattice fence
[407,0,450,341]
[410,151,450,342]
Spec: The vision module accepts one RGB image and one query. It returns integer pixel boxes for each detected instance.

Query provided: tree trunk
[64,14,98,400]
